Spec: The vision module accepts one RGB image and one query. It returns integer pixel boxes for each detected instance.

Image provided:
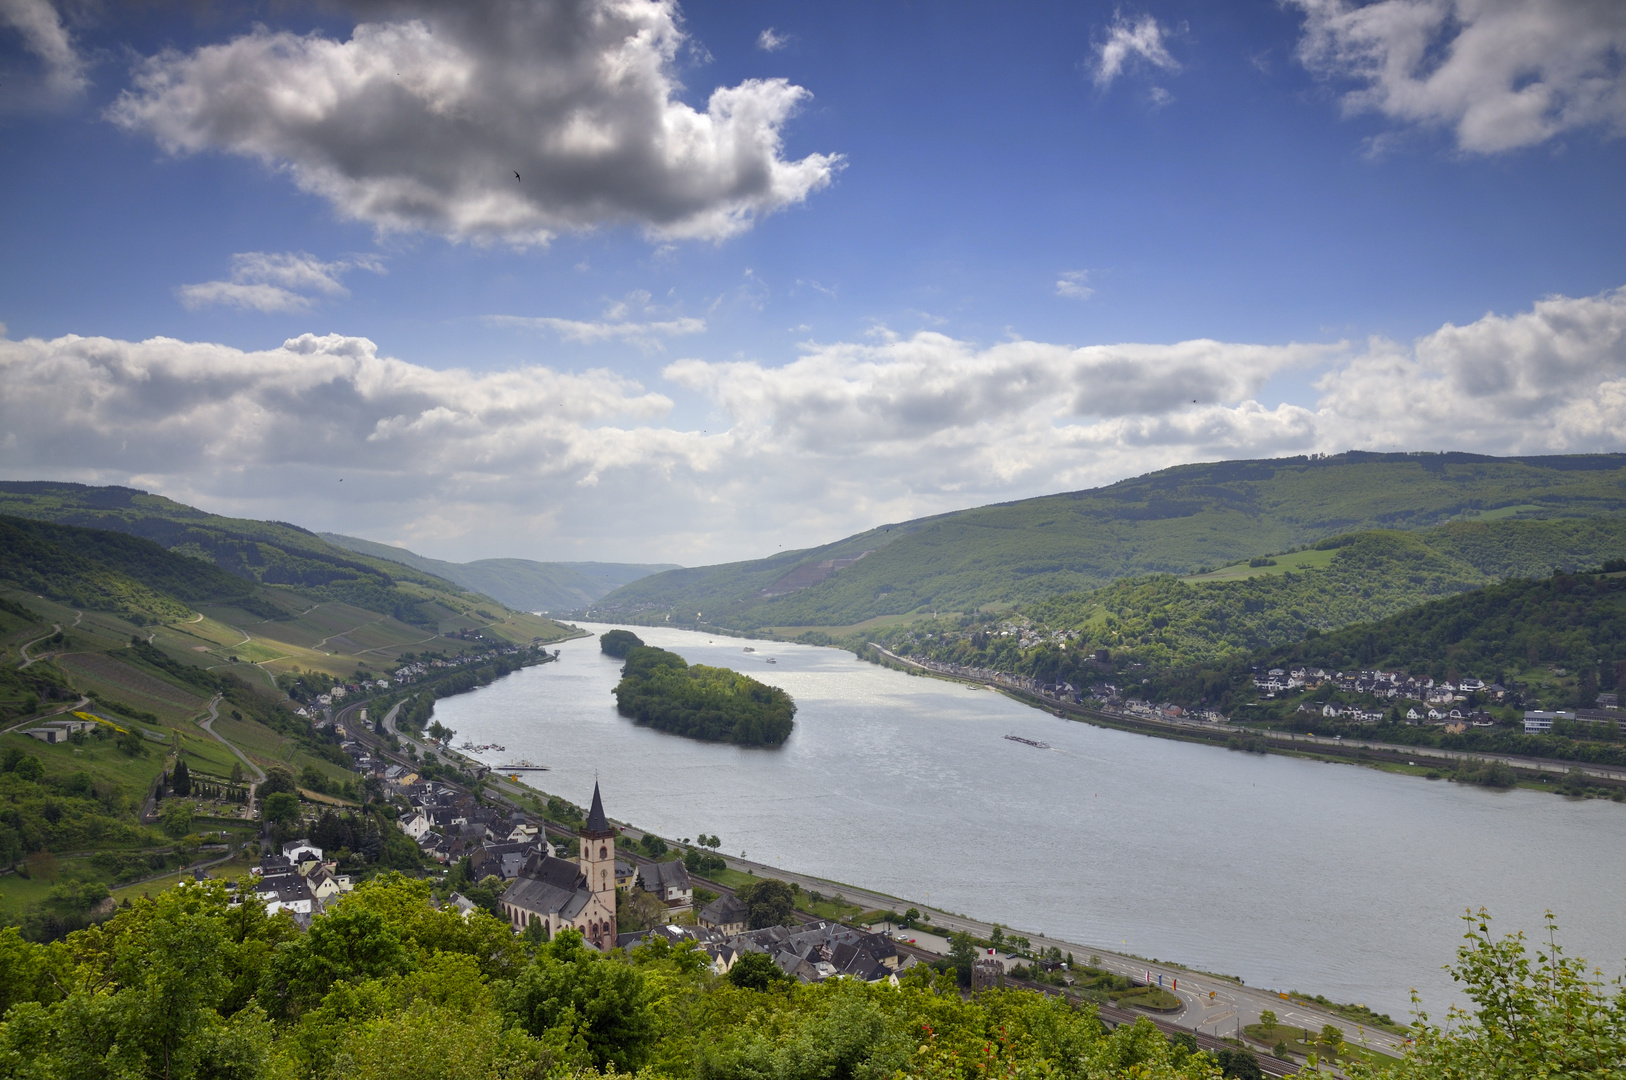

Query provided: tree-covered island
[599,629,645,657]
[612,645,795,746]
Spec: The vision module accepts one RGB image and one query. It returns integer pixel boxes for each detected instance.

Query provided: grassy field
[1182,547,1338,582]
[1243,1022,1400,1067]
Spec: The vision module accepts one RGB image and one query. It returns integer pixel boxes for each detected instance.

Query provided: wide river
[436,623,1626,1017]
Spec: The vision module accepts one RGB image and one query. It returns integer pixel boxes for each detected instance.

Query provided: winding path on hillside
[197,693,267,814]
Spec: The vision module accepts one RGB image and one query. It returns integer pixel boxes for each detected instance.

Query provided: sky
[2,0,1625,565]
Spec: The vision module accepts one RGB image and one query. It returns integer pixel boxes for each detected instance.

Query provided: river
[434,623,1626,1017]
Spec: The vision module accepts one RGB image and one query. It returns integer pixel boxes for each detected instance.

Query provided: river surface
[435,624,1626,1017]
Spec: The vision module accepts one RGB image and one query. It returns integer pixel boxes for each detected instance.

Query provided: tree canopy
[612,647,794,747]
[599,630,645,658]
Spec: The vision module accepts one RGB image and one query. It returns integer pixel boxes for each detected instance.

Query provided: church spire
[584,781,610,835]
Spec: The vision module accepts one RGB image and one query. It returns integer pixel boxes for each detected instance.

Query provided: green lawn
[1182,547,1339,582]
[1244,1023,1400,1067]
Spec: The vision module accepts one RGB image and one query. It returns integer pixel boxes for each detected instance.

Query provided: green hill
[593,451,1626,631]
[0,481,574,636]
[319,532,677,612]
[1252,566,1626,704]
[861,517,1626,694]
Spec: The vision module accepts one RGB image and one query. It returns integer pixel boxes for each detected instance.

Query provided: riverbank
[862,643,1626,798]
[432,624,1626,1022]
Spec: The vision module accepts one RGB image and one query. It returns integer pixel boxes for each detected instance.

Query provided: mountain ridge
[590,451,1626,630]
[318,532,676,612]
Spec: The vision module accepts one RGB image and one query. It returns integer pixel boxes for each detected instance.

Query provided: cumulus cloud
[1055,270,1094,300]
[0,0,87,108]
[1315,286,1626,450]
[2,287,1623,561]
[489,289,705,351]
[757,27,790,52]
[1093,13,1179,89]
[178,251,385,313]
[107,0,842,245]
[1289,0,1626,152]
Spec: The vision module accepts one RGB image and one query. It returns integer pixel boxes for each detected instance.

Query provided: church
[497,782,618,949]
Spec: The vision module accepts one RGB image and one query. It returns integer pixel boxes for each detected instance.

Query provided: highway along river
[434,623,1626,1018]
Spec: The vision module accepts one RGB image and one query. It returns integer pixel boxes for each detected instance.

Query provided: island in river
[611,640,796,746]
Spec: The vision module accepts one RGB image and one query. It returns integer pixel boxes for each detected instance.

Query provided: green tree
[161,801,195,839]
[725,951,793,991]
[948,930,978,986]
[1347,911,1626,1079]
[261,792,301,835]
[117,727,147,756]
[501,928,656,1070]
[259,766,297,798]
[171,758,192,797]
[740,879,797,929]
[1258,1008,1276,1029]
[299,765,328,794]
[599,629,645,658]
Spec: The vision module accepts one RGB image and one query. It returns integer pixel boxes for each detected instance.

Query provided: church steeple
[584,780,611,836]
[578,783,616,911]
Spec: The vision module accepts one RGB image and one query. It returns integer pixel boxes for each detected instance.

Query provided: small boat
[743,647,755,652]
[1004,734,1051,750]
[765,658,777,664]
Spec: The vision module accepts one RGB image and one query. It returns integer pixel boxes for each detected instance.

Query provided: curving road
[197,693,267,814]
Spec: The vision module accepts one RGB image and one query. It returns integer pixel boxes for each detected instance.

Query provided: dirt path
[197,694,266,814]
[18,619,64,668]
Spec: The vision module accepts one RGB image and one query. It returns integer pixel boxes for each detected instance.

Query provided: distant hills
[319,532,676,613]
[869,517,1626,700]
[591,452,1626,631]
[0,481,577,666]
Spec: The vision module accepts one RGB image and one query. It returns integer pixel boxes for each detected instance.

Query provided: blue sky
[2,0,1625,563]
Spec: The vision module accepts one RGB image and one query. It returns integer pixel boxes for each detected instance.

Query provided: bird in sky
[514,171,521,181]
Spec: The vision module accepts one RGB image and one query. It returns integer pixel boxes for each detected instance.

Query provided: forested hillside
[593,452,1626,631]
[0,509,575,940]
[0,482,509,629]
[861,519,1626,706]
[322,531,677,612]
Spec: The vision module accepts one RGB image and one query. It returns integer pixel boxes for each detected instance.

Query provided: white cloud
[1314,285,1626,450]
[1093,13,1179,90]
[489,289,706,351]
[107,0,841,245]
[1055,270,1094,300]
[0,0,87,108]
[757,27,790,52]
[1289,0,1626,153]
[178,252,384,313]
[490,314,706,350]
[2,287,1622,561]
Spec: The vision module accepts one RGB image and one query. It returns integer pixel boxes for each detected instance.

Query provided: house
[636,859,693,911]
[253,873,315,917]
[1524,710,1574,734]
[281,840,323,874]
[497,783,619,950]
[699,893,748,935]
[22,719,96,744]
[398,810,432,840]
[306,865,343,902]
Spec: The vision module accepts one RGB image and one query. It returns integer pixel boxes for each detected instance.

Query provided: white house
[281,840,323,873]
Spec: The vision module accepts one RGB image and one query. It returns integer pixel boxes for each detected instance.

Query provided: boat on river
[1004,734,1051,750]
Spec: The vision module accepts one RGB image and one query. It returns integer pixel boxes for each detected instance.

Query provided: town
[246,775,915,987]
